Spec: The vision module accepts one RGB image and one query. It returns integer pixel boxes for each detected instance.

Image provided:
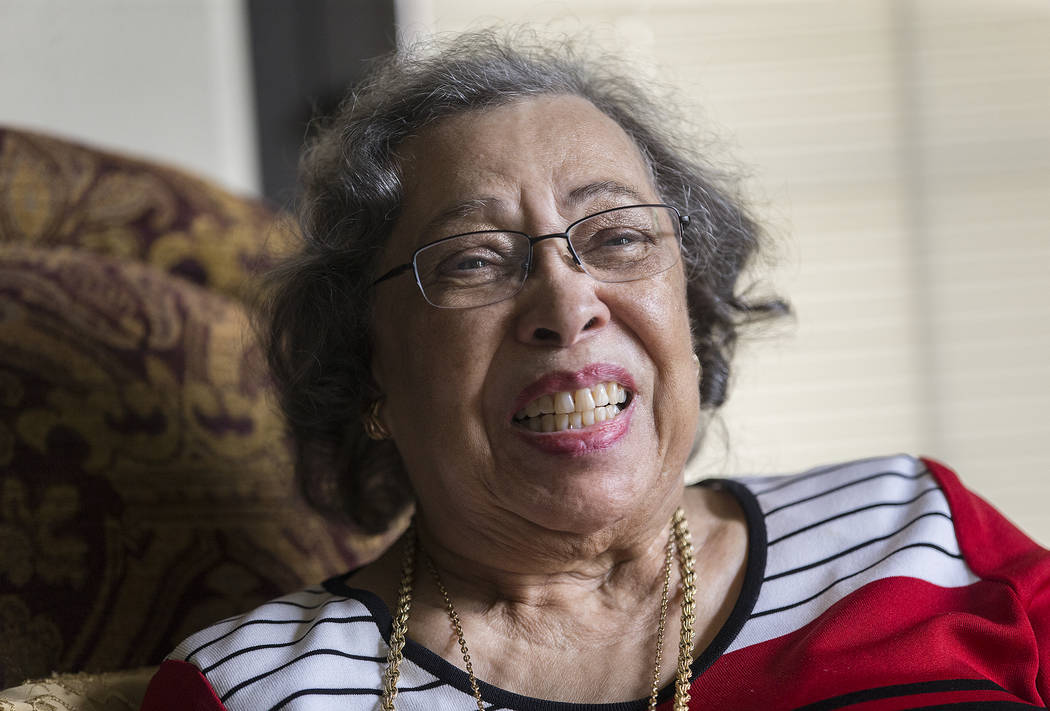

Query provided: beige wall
[0,0,259,195]
[402,0,1050,544]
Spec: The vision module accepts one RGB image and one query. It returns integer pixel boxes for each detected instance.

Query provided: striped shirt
[141,454,1050,710]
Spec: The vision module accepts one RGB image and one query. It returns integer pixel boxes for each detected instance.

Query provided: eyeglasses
[372,203,689,309]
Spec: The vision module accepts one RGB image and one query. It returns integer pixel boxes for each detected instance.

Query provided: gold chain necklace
[380,508,697,710]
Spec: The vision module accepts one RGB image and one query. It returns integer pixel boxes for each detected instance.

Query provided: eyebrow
[567,181,649,207]
[420,180,649,239]
[420,196,506,238]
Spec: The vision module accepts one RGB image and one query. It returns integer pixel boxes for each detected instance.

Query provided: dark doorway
[247,0,397,207]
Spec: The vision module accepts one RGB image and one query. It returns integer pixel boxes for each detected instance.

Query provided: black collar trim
[322,479,767,711]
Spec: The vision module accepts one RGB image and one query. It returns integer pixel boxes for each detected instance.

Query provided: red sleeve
[139,659,227,711]
[924,456,1050,704]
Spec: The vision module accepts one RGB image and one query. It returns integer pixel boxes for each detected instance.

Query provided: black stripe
[764,511,955,582]
[765,468,931,516]
[219,648,387,702]
[186,615,373,665]
[200,616,377,673]
[686,478,767,682]
[322,569,363,596]
[257,596,349,611]
[755,451,919,495]
[768,486,943,546]
[751,459,862,496]
[905,703,1041,709]
[751,542,964,618]
[268,679,446,711]
[200,597,350,629]
[792,679,1010,710]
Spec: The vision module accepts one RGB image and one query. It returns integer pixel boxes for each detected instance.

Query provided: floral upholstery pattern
[0,668,153,711]
[0,127,290,299]
[0,127,395,691]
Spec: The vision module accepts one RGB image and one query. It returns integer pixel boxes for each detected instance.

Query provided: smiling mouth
[513,381,631,433]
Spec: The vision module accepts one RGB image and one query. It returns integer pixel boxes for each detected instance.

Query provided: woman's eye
[455,256,490,270]
[437,250,507,278]
[595,228,648,247]
[604,233,638,246]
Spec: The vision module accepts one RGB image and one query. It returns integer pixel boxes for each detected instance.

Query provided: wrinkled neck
[411,494,685,616]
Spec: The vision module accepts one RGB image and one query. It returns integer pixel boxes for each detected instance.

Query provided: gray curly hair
[261,31,786,533]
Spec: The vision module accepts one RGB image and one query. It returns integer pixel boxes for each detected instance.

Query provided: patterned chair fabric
[0,126,286,298]
[0,127,394,693]
[0,668,154,711]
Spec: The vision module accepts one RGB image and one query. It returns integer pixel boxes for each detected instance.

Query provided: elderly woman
[141,34,1050,711]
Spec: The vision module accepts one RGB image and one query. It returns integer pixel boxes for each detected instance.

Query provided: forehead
[393,95,657,233]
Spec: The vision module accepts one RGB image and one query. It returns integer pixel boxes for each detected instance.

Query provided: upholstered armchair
[0,127,392,709]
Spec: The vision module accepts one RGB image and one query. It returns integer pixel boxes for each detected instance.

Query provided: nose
[513,237,610,347]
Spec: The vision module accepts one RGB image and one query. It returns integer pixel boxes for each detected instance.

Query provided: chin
[501,469,662,536]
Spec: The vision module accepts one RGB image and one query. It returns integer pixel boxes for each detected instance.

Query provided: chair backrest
[0,127,394,688]
[0,667,155,710]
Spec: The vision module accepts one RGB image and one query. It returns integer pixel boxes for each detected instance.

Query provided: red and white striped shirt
[140,455,1050,710]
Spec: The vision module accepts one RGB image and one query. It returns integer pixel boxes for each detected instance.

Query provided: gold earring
[362,398,392,440]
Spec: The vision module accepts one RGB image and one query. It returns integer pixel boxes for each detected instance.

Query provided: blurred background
[2,0,1047,543]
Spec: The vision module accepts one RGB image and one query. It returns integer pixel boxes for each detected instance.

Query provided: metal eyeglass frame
[371,203,691,308]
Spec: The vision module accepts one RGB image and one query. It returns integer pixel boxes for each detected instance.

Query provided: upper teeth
[515,381,629,432]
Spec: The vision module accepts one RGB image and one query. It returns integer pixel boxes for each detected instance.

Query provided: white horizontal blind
[408,0,1050,544]
[0,0,260,195]
[907,0,1050,542]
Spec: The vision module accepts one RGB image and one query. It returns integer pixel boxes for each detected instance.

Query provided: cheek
[634,268,694,358]
[639,273,699,435]
[372,305,498,437]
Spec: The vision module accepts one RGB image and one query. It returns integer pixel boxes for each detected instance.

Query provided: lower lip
[511,402,633,456]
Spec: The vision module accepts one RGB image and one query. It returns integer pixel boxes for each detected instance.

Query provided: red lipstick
[509,364,636,456]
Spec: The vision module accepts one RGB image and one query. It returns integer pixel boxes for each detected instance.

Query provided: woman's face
[371,95,700,537]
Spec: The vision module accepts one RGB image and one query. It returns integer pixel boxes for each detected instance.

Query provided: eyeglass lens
[413,205,681,308]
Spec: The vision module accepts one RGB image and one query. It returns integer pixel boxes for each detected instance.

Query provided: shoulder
[727,454,966,568]
[718,454,1050,649]
[725,453,1043,570]
[167,584,388,710]
[719,454,960,559]
[718,455,979,653]
[726,453,936,505]
[159,580,476,711]
[726,454,981,539]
